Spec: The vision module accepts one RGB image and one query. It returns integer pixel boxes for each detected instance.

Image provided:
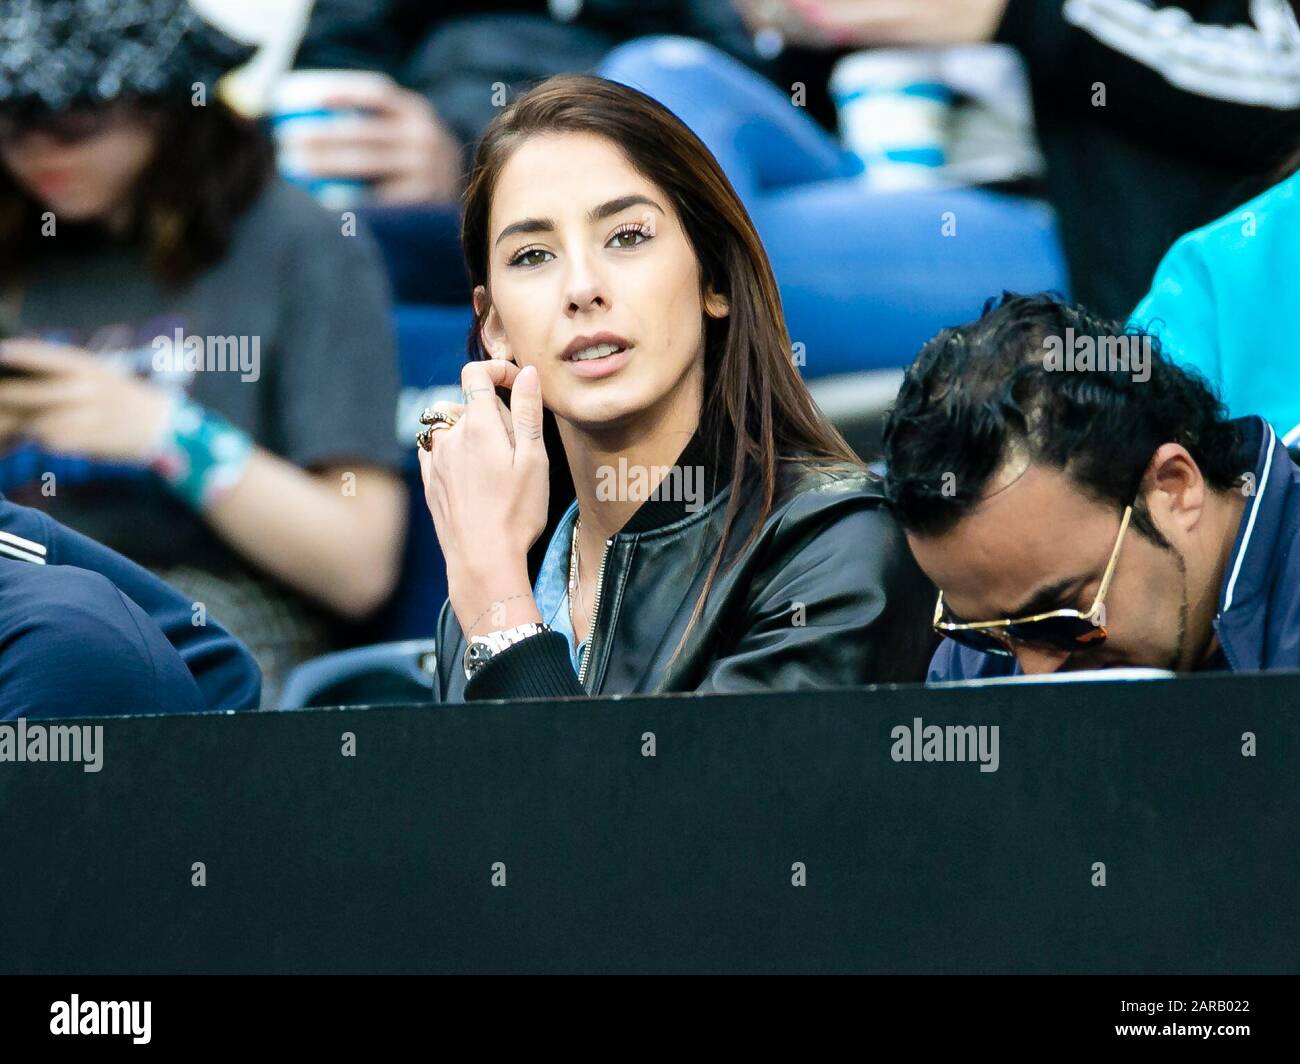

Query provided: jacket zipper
[577,537,613,690]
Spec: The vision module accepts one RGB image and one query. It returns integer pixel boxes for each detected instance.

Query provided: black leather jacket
[432,430,935,701]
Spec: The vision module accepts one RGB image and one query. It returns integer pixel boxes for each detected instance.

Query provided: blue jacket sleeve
[0,497,261,711]
[0,563,206,719]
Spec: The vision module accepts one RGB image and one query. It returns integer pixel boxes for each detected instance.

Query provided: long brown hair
[461,74,862,654]
[0,96,272,288]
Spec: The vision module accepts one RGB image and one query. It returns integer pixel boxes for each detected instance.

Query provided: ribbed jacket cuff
[464,631,588,701]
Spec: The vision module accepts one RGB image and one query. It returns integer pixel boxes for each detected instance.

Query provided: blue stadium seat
[355,205,470,305]
[279,639,439,709]
[757,185,1070,377]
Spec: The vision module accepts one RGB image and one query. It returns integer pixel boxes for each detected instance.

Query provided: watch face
[463,625,547,681]
[464,640,493,680]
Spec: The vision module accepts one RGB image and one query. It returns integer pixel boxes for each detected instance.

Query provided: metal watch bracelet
[463,622,552,681]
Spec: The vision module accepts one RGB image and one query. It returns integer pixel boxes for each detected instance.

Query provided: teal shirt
[1131,171,1300,446]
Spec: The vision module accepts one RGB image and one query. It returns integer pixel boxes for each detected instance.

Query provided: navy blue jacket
[929,417,1300,681]
[0,494,261,713]
[0,559,207,719]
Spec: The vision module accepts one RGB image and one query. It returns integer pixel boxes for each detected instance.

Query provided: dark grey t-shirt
[4,177,405,578]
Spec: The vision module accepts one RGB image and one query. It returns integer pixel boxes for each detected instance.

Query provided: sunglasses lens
[1006,614,1106,652]
[940,625,1015,657]
[937,613,1107,658]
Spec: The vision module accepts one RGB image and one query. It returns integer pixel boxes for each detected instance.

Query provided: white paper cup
[270,69,395,208]
[831,49,954,192]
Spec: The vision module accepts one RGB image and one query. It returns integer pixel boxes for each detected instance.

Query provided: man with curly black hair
[883,293,1300,681]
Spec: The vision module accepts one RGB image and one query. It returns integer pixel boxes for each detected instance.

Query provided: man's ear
[1142,442,1206,536]
[703,288,730,319]
[473,285,513,362]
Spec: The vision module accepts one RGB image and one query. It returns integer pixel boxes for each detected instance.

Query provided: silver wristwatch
[463,622,551,681]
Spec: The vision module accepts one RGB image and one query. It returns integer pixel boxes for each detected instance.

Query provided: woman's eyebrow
[494,195,665,247]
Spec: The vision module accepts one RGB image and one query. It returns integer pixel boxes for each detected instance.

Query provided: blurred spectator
[597,34,1070,378]
[291,5,1067,376]
[291,1,1300,318]
[287,1,762,204]
[0,0,406,707]
[288,1,1300,325]
[779,0,1300,317]
[0,554,206,720]
[1,492,261,715]
[1132,147,1300,447]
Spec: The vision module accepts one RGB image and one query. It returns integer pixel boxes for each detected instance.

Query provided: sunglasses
[933,504,1133,658]
[0,106,131,147]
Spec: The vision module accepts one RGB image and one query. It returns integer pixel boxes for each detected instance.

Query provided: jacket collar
[1215,416,1299,669]
[615,418,735,535]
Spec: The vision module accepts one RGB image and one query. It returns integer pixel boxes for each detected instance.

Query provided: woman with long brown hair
[419,74,933,701]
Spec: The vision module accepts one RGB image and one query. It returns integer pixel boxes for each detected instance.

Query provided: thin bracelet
[466,592,532,636]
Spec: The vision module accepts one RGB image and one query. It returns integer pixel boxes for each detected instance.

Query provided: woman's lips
[565,346,631,380]
[31,170,75,197]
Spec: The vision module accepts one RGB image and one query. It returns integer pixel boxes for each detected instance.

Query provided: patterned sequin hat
[0,0,255,114]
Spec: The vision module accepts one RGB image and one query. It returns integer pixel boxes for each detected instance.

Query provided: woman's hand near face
[0,339,172,459]
[419,359,549,636]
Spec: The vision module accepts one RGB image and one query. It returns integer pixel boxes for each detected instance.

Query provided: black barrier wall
[2,672,1297,973]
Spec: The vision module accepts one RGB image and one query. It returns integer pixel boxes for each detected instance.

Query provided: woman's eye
[509,246,552,268]
[608,225,651,249]
[508,225,649,265]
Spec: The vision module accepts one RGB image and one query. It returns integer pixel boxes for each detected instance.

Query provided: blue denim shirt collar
[533,497,585,674]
